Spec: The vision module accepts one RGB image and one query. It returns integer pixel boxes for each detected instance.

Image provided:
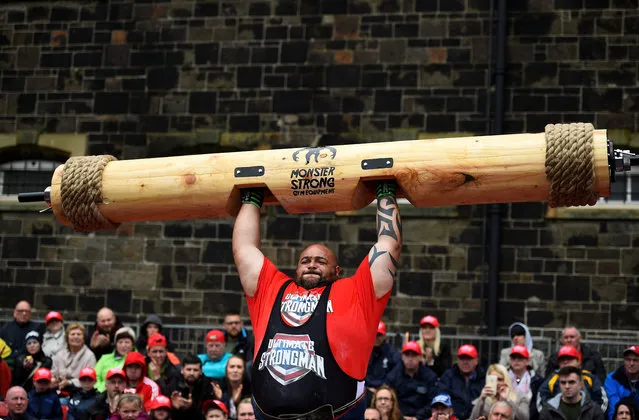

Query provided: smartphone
[486,374,498,394]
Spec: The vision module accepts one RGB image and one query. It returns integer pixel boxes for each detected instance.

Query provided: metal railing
[0,318,629,372]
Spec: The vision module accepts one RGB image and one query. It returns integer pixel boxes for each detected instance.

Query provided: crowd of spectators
[0,301,637,420]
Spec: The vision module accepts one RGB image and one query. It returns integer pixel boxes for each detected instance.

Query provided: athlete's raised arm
[368,181,403,298]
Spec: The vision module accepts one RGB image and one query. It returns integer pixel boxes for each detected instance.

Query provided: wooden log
[49,130,611,227]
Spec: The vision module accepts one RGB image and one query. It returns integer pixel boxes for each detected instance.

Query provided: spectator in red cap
[508,346,544,420]
[86,367,127,420]
[384,341,437,420]
[499,323,546,377]
[605,346,639,420]
[27,368,63,420]
[42,311,65,359]
[471,364,529,420]
[149,395,172,420]
[366,321,401,396]
[198,330,231,381]
[546,327,605,383]
[123,351,159,411]
[417,315,452,377]
[438,344,486,420]
[12,330,52,393]
[537,346,607,415]
[67,367,99,420]
[202,399,228,420]
[146,333,181,397]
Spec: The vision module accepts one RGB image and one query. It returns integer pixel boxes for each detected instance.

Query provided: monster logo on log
[292,147,337,165]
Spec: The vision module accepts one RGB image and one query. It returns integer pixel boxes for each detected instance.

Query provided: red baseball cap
[150,395,172,411]
[624,346,639,357]
[206,329,225,344]
[148,333,168,349]
[33,368,52,382]
[202,399,229,415]
[106,368,126,380]
[420,315,440,328]
[510,345,530,359]
[401,341,423,356]
[458,344,478,359]
[558,346,581,361]
[377,321,387,335]
[79,367,97,381]
[45,311,63,323]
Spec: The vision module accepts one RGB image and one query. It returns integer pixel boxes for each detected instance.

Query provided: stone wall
[1,0,638,338]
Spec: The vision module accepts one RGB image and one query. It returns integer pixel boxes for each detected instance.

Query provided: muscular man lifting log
[232,181,402,419]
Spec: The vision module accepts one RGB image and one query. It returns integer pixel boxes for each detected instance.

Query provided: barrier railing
[0,318,628,372]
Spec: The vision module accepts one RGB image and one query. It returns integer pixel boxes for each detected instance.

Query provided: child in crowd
[110,392,150,420]
[27,368,63,420]
[148,395,172,420]
[203,400,229,420]
[67,367,99,420]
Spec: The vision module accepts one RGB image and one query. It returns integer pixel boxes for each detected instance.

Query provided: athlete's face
[295,245,341,290]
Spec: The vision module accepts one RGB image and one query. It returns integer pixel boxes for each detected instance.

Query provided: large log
[48,128,611,229]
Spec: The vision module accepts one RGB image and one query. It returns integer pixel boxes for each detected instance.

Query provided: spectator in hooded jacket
[41,312,65,360]
[540,366,604,420]
[12,331,52,392]
[89,307,124,360]
[605,346,639,420]
[146,334,181,397]
[67,367,99,420]
[538,346,607,414]
[123,351,159,412]
[0,302,43,365]
[438,344,486,420]
[94,327,136,392]
[418,315,452,378]
[499,323,546,376]
[27,368,63,420]
[385,341,438,420]
[366,322,401,396]
[51,323,97,392]
[135,315,176,358]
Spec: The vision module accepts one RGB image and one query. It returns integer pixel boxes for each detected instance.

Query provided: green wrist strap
[241,189,264,208]
[376,180,397,199]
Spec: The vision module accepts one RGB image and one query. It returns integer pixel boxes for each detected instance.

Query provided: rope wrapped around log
[544,122,599,208]
[60,155,119,232]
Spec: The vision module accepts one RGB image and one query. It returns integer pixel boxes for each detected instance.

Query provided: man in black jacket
[546,327,606,383]
[2,386,36,420]
[86,368,126,420]
[0,302,43,361]
[169,355,214,420]
[222,311,254,371]
[540,366,604,420]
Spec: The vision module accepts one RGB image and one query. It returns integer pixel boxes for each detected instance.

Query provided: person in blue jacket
[27,368,62,420]
[437,344,486,420]
[197,330,231,381]
[366,322,401,393]
[605,346,639,420]
[385,341,438,420]
[67,367,99,420]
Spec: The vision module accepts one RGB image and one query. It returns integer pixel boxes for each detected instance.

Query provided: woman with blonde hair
[51,323,96,390]
[470,364,529,420]
[416,315,451,377]
[371,385,403,420]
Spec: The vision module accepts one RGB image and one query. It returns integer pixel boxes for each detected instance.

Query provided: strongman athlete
[232,181,402,419]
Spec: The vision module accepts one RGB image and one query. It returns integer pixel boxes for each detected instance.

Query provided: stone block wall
[1,0,638,338]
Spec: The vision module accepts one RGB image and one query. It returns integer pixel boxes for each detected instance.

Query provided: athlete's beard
[296,271,333,290]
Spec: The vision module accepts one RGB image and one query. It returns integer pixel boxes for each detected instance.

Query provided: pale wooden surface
[50,131,611,226]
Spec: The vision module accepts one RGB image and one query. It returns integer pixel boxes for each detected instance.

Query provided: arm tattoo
[369,245,388,267]
[376,197,400,241]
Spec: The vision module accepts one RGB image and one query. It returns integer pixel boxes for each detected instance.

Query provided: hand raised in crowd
[480,384,495,400]
[212,381,223,400]
[232,383,243,403]
[23,355,34,369]
[170,391,192,410]
[497,382,509,401]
